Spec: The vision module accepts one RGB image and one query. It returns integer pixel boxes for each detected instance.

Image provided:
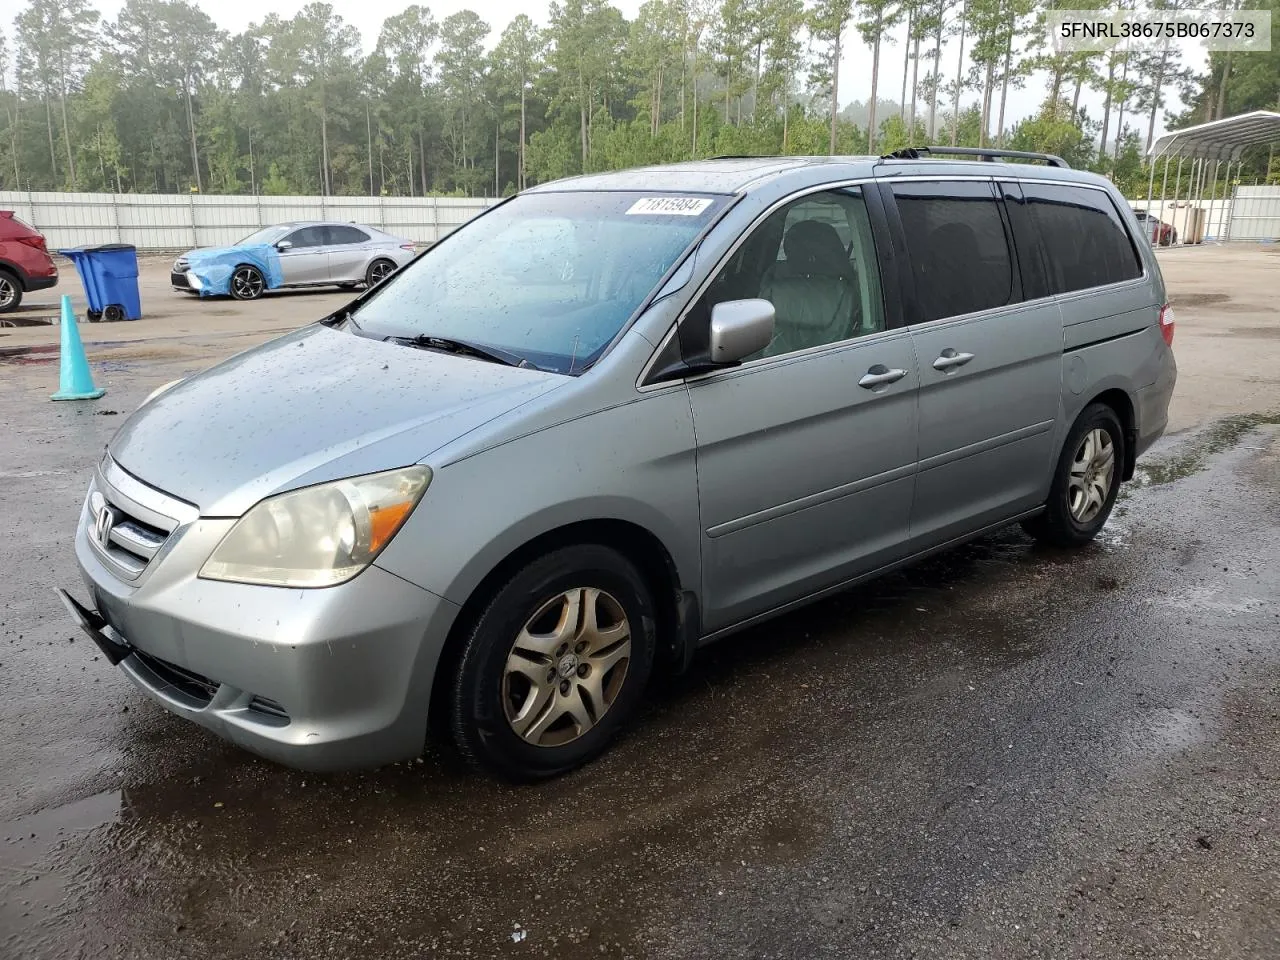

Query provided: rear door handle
[932,349,975,371]
[858,365,908,389]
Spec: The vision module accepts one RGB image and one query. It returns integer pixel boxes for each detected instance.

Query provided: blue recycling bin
[58,244,142,322]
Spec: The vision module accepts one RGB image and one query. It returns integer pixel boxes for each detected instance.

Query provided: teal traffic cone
[51,294,105,401]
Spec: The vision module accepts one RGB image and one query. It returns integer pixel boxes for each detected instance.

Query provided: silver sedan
[171,221,419,300]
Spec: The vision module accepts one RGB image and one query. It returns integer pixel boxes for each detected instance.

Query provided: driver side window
[702,188,885,361]
[286,226,326,249]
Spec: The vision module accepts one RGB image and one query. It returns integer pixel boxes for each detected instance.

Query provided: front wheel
[230,265,265,301]
[450,545,657,782]
[1022,403,1124,548]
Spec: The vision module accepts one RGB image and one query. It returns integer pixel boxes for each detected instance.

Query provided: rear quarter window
[1021,184,1143,294]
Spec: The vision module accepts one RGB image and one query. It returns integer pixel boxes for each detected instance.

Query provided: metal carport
[1144,110,1280,243]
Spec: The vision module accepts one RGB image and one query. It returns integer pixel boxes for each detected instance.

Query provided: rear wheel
[0,270,22,313]
[365,258,396,288]
[450,545,657,782]
[1022,403,1124,548]
[230,265,265,301]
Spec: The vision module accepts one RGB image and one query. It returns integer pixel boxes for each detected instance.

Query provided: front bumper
[171,270,202,292]
[68,465,460,771]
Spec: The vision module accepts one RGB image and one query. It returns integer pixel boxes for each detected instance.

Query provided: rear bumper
[1136,350,1177,458]
[26,273,57,291]
[69,487,461,771]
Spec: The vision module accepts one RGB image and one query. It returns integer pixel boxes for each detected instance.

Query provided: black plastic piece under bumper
[57,587,130,666]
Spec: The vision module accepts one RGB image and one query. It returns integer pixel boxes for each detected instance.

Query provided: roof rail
[879,146,1069,169]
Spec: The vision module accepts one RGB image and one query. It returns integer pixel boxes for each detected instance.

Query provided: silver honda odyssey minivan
[62,150,1176,781]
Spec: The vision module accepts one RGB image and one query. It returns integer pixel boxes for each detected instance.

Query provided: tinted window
[1022,184,1142,293]
[697,187,885,360]
[285,226,327,248]
[891,181,1015,322]
[327,225,370,245]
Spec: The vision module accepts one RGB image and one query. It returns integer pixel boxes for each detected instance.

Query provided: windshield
[349,191,727,374]
[236,225,290,247]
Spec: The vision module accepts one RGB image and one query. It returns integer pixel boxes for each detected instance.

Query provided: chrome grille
[85,453,198,582]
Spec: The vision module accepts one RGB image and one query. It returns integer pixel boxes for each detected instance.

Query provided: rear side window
[1021,184,1142,294]
[326,225,370,245]
[890,181,1015,322]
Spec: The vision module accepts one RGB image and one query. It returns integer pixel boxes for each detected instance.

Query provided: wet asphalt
[2,363,1280,959]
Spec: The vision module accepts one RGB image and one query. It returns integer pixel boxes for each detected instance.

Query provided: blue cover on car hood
[185,244,284,297]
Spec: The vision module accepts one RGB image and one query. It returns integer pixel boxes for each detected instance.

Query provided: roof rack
[879,146,1069,168]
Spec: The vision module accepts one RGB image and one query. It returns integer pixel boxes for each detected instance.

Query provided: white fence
[1223,185,1280,242]
[0,191,501,252]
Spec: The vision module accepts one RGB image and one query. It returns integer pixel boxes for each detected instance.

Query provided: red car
[1132,209,1178,247]
[0,211,58,312]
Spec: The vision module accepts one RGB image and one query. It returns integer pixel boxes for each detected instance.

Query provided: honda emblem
[94,501,116,547]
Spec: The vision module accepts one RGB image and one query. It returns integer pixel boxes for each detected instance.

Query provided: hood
[108,324,564,516]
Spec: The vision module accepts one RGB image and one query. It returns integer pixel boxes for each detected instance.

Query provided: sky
[0,0,1208,145]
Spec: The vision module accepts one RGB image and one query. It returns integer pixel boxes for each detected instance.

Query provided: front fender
[372,388,702,611]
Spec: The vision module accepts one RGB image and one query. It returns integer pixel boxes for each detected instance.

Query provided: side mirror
[709,299,775,364]
[276,240,293,251]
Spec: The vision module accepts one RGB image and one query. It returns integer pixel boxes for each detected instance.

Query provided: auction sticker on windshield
[626,197,714,216]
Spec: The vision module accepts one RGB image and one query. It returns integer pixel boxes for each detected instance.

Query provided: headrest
[781,220,849,278]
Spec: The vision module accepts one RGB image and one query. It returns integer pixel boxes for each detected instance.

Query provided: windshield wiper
[388,334,534,369]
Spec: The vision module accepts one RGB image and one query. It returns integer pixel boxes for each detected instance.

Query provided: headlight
[199,466,432,588]
[142,378,183,407]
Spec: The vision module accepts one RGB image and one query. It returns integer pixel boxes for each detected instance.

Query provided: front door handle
[933,349,975,371]
[858,365,908,389]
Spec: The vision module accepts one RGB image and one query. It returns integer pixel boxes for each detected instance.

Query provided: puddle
[1145,584,1268,615]
[0,316,56,328]
[0,344,56,365]
[1140,707,1208,754]
[1134,413,1280,485]
[1094,519,1131,549]
[0,790,122,943]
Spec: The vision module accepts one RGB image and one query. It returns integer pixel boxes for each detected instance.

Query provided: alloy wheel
[232,267,264,300]
[368,260,394,285]
[0,276,16,310]
[502,587,632,747]
[1067,427,1115,523]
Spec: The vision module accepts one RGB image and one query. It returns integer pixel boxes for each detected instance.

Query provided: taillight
[17,235,47,253]
[1159,304,1175,347]
[400,243,416,251]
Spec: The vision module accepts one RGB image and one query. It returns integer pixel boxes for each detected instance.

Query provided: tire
[365,258,396,288]
[1022,402,1125,548]
[450,545,657,782]
[103,304,125,322]
[229,264,265,301]
[0,270,22,313]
